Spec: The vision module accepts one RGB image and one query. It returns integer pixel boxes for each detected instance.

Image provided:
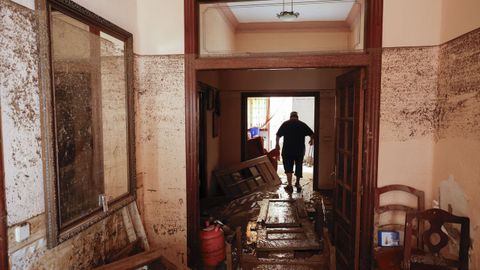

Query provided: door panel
[334,69,365,270]
[317,91,335,189]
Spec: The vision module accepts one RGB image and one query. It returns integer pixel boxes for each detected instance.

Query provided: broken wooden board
[257,199,307,226]
[240,254,328,270]
[214,155,281,198]
[238,227,334,270]
[264,200,300,227]
[256,220,322,252]
[255,199,322,252]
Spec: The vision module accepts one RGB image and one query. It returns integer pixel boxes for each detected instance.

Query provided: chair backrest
[403,208,470,270]
[374,185,425,248]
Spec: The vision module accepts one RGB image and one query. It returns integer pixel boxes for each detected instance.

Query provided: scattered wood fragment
[127,202,150,251]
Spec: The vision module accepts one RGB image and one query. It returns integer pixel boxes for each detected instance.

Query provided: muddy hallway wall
[379,28,480,268]
[135,55,187,267]
[1,1,135,269]
[379,1,480,266]
[433,28,480,269]
[2,1,187,269]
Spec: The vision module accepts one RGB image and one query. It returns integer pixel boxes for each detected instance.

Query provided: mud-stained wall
[1,0,44,227]
[1,1,134,269]
[437,28,480,141]
[380,47,440,142]
[377,46,440,205]
[10,211,130,269]
[380,28,480,268]
[434,27,480,269]
[134,55,187,268]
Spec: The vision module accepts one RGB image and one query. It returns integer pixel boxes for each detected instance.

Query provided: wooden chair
[373,185,425,270]
[403,208,470,270]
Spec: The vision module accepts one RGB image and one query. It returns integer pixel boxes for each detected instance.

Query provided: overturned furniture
[238,198,335,270]
[214,155,281,199]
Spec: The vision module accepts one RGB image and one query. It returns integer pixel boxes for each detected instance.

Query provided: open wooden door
[333,69,365,270]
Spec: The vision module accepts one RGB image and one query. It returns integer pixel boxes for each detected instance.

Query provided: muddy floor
[201,172,333,269]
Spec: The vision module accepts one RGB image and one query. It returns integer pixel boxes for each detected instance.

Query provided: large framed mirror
[39,0,135,246]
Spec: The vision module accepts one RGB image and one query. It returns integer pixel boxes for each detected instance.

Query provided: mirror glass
[199,0,365,56]
[50,11,129,228]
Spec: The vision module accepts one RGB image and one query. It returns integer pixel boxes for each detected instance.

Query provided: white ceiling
[226,0,356,23]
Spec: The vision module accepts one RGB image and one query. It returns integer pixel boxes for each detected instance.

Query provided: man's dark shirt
[276,119,314,157]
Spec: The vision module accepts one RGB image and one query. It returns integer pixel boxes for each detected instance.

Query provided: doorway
[241,93,319,193]
[196,67,367,269]
[186,3,384,267]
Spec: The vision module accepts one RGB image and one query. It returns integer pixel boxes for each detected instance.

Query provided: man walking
[275,111,314,193]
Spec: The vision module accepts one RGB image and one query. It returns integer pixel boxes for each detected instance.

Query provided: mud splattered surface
[438,28,480,140]
[134,55,187,268]
[0,0,44,225]
[381,29,480,142]
[380,46,440,141]
[380,29,480,270]
[10,210,130,270]
[2,3,137,269]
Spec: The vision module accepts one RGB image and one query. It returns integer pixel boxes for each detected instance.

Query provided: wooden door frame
[240,92,320,189]
[185,0,383,268]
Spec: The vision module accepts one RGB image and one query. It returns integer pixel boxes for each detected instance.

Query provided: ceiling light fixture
[277,0,300,21]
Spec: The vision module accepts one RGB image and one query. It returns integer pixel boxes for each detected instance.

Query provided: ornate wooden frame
[36,0,136,247]
[186,0,383,268]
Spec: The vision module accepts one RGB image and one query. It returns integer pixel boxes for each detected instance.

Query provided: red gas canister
[200,224,225,267]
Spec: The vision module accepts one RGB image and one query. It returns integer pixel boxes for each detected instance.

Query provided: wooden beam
[184,0,200,268]
[195,53,370,70]
[360,0,383,269]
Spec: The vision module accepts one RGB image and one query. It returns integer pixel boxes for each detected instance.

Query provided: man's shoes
[295,182,302,193]
[284,185,293,193]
